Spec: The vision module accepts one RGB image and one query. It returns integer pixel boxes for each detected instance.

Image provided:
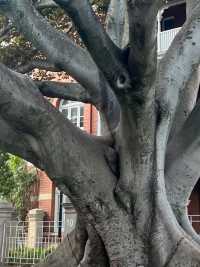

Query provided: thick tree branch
[175,208,200,246]
[153,111,200,265]
[16,60,60,74]
[186,0,200,17]
[81,224,109,267]
[1,0,121,134]
[0,63,130,252]
[54,0,131,92]
[169,67,200,140]
[2,0,96,91]
[168,0,200,140]
[157,2,200,122]
[106,0,128,49]
[0,65,48,169]
[127,0,160,90]
[145,2,200,262]
[0,118,43,169]
[0,62,117,201]
[152,4,200,260]
[35,79,120,135]
[0,63,137,264]
[35,80,92,104]
[166,100,200,212]
[35,215,88,267]
[155,3,200,221]
[155,2,200,232]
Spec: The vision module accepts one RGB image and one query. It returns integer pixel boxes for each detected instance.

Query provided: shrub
[8,246,56,264]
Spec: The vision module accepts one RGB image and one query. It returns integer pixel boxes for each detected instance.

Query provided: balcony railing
[188,214,200,234]
[158,27,181,54]
[189,214,200,224]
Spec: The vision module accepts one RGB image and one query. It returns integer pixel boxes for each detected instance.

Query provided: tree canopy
[0,152,36,219]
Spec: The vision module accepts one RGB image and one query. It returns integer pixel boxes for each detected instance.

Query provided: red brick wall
[30,170,55,220]
[83,104,98,135]
[91,105,98,135]
[37,171,55,220]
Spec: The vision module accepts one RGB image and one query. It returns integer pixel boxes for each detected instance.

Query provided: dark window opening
[58,192,63,238]
[162,16,175,31]
[188,179,200,234]
[161,3,186,31]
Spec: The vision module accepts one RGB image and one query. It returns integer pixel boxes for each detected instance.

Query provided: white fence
[158,27,181,54]
[189,214,200,224]
[1,221,62,265]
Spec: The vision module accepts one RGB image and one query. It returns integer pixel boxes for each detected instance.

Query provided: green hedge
[8,246,56,264]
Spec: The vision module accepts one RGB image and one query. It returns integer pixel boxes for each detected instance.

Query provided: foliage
[8,246,56,264]
[0,2,107,69]
[0,14,37,69]
[0,152,37,219]
[92,0,109,10]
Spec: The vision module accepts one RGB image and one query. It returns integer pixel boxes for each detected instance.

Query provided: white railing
[1,215,199,265]
[158,27,181,54]
[189,214,200,224]
[188,214,200,234]
[1,221,62,265]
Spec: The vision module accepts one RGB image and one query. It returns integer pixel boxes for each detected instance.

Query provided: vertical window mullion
[69,107,71,121]
[77,106,80,127]
[59,101,84,129]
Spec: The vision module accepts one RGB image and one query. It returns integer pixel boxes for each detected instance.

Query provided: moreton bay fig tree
[0,0,200,266]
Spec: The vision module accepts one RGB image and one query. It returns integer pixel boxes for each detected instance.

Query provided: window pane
[163,17,175,31]
[80,107,84,116]
[80,117,84,128]
[62,109,68,118]
[71,107,78,125]
[62,100,69,106]
[80,107,84,127]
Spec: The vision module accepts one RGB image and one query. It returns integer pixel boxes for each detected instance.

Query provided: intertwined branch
[54,0,131,92]
[35,81,92,103]
[157,0,200,210]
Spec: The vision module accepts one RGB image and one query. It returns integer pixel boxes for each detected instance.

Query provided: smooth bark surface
[35,81,93,104]
[35,216,87,267]
[0,0,200,266]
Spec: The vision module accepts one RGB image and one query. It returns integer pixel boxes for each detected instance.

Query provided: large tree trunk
[1,0,200,266]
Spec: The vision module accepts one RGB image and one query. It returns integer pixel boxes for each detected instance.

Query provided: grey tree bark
[0,0,200,266]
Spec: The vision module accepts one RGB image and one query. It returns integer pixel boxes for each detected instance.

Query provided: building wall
[30,170,55,221]
[37,171,55,221]
[84,104,98,135]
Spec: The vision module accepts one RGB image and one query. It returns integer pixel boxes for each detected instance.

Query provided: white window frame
[54,188,62,233]
[59,100,84,129]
